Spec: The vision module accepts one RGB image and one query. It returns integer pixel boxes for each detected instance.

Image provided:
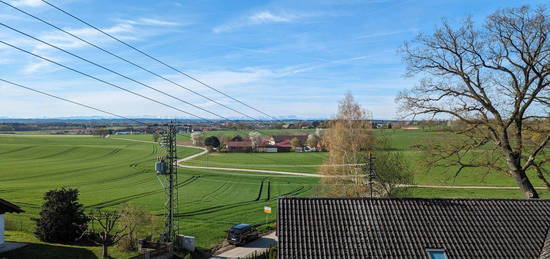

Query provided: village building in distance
[227,134,317,153]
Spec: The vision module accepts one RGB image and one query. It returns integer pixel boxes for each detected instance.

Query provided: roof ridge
[278,197,550,201]
[0,198,24,213]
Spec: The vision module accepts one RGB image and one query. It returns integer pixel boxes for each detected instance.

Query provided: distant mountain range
[0,118,405,124]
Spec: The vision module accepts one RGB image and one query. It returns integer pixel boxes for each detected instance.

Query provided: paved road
[210,232,277,259]
[0,242,27,253]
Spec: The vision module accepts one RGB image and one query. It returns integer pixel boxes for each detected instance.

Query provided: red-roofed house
[226,135,311,153]
[227,141,253,153]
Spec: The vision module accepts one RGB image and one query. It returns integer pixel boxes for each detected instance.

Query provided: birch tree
[319,93,375,197]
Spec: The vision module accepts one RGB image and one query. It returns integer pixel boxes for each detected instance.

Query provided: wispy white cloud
[141,18,181,26]
[35,23,136,50]
[0,14,27,21]
[116,18,183,27]
[29,16,184,51]
[249,11,295,24]
[6,15,186,75]
[190,68,274,88]
[21,60,50,74]
[280,55,370,75]
[357,28,417,39]
[10,0,43,7]
[213,10,309,33]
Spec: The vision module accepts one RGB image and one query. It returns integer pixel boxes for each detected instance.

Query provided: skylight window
[426,249,447,259]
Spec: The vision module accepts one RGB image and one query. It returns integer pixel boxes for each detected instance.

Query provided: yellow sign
[264,206,272,214]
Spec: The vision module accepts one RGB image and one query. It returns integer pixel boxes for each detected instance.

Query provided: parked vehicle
[227,224,259,245]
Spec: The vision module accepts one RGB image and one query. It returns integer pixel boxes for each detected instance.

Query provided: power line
[39,0,275,120]
[0,78,149,125]
[0,22,231,121]
[0,0,263,122]
[0,40,213,122]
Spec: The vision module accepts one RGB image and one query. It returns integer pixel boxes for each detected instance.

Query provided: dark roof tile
[278,197,550,259]
[0,198,24,214]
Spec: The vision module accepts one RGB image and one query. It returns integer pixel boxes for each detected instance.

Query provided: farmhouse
[268,135,308,145]
[227,134,310,153]
[227,140,253,153]
[277,197,550,258]
[0,198,24,246]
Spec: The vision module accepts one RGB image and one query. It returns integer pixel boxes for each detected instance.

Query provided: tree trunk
[511,169,539,198]
[534,164,550,190]
[503,146,539,198]
[102,244,108,259]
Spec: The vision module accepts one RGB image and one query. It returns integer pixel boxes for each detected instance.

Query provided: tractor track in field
[112,137,548,190]
[86,175,200,209]
[200,182,230,203]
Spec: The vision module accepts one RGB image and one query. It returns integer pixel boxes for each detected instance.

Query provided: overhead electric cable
[0,22,231,121]
[38,0,275,120]
[0,0,263,121]
[0,40,213,122]
[0,78,149,125]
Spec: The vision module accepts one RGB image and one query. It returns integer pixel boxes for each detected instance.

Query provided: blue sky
[0,0,546,120]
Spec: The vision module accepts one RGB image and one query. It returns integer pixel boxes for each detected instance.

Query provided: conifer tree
[34,188,89,242]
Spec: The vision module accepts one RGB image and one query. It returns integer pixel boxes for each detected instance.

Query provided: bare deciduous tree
[190,132,204,146]
[118,204,153,252]
[81,210,128,259]
[319,93,375,197]
[397,6,549,198]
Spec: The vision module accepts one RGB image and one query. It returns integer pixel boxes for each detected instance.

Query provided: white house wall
[0,213,4,245]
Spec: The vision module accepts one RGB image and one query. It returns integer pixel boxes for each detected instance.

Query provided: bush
[117,204,153,252]
[245,246,277,259]
[34,188,89,243]
[204,136,220,150]
[4,214,17,231]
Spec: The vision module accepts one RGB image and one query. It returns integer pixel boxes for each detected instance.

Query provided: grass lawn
[1,231,138,259]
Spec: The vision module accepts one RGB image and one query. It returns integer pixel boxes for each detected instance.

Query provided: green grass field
[186,151,327,173]
[183,128,549,187]
[1,129,548,258]
[0,134,316,257]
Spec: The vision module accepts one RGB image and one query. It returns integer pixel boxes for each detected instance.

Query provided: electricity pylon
[155,123,178,242]
[359,152,376,197]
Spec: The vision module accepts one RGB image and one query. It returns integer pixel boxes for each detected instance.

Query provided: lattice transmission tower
[155,123,179,242]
